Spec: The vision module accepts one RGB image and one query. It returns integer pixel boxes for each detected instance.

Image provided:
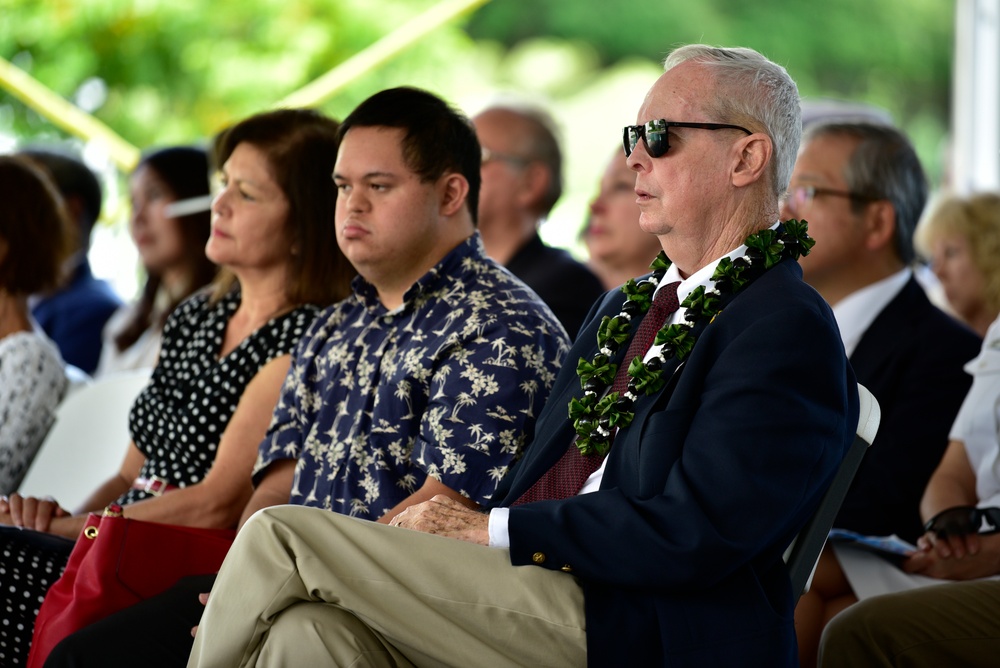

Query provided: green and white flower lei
[569,219,816,456]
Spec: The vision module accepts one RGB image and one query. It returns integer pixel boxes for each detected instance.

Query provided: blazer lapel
[849,277,920,376]
[495,290,631,504]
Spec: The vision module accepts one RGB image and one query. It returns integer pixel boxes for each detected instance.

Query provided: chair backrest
[17,368,153,511]
[63,364,93,397]
[784,383,881,598]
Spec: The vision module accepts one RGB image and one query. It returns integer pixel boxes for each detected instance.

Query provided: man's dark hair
[18,147,102,248]
[338,87,482,225]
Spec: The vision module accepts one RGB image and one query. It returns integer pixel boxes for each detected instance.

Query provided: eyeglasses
[782,185,879,215]
[924,506,1000,539]
[481,148,530,167]
[622,119,753,158]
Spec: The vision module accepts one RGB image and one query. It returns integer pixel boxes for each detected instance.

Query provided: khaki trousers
[819,579,1000,667]
[187,506,587,667]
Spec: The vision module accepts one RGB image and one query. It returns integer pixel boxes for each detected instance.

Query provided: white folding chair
[784,383,881,597]
[18,368,153,510]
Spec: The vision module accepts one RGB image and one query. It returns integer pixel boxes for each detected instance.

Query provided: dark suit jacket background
[504,232,605,339]
[836,276,980,543]
[32,259,122,375]
[493,258,859,667]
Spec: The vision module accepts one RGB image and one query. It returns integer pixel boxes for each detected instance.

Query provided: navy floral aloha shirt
[253,234,571,520]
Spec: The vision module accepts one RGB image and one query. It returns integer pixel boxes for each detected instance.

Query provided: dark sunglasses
[924,505,1000,538]
[623,119,753,158]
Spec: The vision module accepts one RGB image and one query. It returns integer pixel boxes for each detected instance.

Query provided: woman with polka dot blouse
[0,108,356,666]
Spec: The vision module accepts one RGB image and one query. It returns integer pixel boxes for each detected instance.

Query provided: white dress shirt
[830,268,911,357]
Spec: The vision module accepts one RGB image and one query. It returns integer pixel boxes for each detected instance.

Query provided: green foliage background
[0,0,956,294]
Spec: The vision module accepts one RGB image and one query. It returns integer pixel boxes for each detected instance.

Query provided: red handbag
[26,505,235,667]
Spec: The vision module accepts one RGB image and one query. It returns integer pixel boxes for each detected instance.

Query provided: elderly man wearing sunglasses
[188,45,858,668]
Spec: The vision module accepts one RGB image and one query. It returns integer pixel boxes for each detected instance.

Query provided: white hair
[664,45,801,197]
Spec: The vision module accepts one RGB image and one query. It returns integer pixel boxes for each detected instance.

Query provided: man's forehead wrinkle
[638,72,707,124]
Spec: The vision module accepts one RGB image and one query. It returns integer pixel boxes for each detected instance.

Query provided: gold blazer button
[532,552,546,564]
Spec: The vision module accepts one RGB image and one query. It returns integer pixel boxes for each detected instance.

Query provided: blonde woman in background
[916,192,1000,338]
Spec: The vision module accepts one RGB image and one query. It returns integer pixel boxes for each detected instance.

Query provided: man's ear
[515,162,550,210]
[439,173,470,218]
[863,200,897,253]
[731,134,772,188]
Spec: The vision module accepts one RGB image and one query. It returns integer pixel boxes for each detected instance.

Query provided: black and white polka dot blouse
[117,288,317,506]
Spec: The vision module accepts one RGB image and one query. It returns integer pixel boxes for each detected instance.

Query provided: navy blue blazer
[836,277,980,543]
[493,257,859,667]
[32,260,122,374]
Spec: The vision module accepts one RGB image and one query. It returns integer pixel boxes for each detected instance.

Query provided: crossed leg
[187,506,587,667]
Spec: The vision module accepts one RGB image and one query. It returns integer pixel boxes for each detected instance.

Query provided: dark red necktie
[512,282,681,505]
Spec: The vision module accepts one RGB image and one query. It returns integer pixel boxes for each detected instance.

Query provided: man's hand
[388,494,490,545]
[0,494,69,532]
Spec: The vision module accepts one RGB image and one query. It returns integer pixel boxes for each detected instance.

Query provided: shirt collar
[657,221,781,315]
[832,268,911,357]
[351,233,486,314]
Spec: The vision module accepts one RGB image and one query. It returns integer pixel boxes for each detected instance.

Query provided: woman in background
[96,146,217,375]
[0,156,75,494]
[916,192,1000,338]
[0,108,355,667]
[582,149,662,290]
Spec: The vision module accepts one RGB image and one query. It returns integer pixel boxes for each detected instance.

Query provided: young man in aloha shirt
[250,86,570,522]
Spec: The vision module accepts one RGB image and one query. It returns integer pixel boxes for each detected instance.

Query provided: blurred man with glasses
[785,122,981,667]
[189,46,858,668]
[473,104,604,338]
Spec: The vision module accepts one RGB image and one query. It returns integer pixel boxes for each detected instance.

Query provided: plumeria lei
[569,219,816,456]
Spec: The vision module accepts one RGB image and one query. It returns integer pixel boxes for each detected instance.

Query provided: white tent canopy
[952,0,1000,193]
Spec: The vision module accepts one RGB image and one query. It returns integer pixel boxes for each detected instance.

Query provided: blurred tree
[467,0,952,122]
[2,0,954,154]
[467,0,954,183]
[0,0,958,293]
[0,0,476,147]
